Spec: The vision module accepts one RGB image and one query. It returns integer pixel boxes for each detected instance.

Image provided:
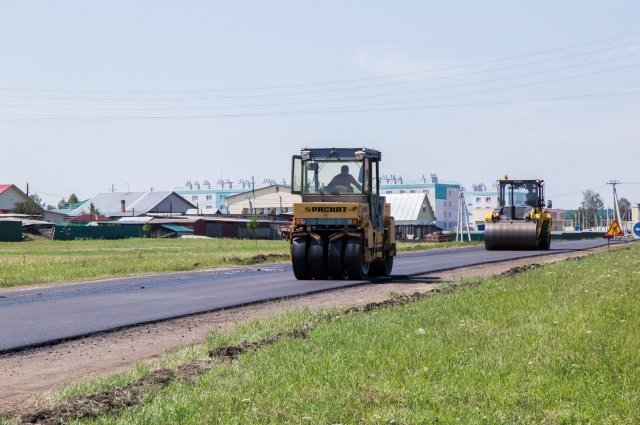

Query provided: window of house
[410,190,415,193]
[422,206,426,212]
[192,196,198,201]
[486,197,491,202]
[476,197,481,202]
[399,190,405,194]
[206,195,212,201]
[385,190,392,194]
[205,205,212,209]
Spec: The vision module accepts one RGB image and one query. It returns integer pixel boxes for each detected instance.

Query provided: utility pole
[456,188,471,242]
[251,176,256,215]
[607,180,622,228]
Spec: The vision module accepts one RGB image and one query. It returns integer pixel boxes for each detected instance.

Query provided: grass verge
[16,244,640,424]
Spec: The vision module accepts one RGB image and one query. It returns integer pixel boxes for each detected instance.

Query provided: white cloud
[355,45,454,78]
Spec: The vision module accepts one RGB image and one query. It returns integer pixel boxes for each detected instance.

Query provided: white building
[384,193,438,240]
[380,175,460,230]
[225,185,300,215]
[0,184,30,213]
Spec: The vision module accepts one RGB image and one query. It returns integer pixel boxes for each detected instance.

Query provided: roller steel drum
[484,221,538,250]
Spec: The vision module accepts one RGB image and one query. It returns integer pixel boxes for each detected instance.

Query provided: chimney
[120,200,126,212]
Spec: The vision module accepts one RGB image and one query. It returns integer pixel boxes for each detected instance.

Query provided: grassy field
[19,243,639,424]
[0,238,473,288]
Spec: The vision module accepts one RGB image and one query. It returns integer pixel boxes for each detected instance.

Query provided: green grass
[53,244,639,424]
[0,238,473,288]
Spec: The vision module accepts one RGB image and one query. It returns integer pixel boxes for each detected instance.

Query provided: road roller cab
[484,178,552,250]
[289,148,396,280]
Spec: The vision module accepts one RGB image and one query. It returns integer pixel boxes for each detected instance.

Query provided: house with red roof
[0,184,30,213]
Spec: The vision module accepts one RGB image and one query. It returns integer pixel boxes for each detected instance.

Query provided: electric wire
[1,30,639,94]
[1,90,638,121]
[2,51,639,112]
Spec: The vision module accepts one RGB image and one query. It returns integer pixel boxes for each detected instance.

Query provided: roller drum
[484,221,538,250]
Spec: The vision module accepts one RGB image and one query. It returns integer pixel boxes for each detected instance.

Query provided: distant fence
[52,224,143,240]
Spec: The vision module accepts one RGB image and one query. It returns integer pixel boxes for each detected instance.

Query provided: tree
[13,194,44,216]
[142,221,151,238]
[58,193,79,209]
[579,189,604,228]
[89,202,100,216]
[618,197,632,220]
[247,216,259,253]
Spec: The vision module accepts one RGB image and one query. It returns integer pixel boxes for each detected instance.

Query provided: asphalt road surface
[0,239,620,353]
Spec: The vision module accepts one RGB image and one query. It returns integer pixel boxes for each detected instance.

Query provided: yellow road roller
[289,148,396,280]
[484,178,552,250]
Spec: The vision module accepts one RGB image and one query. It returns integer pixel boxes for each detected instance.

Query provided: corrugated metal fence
[52,224,143,240]
[0,221,22,242]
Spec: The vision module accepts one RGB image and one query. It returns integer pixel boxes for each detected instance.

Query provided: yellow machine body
[291,201,396,264]
[484,178,552,250]
[289,148,396,280]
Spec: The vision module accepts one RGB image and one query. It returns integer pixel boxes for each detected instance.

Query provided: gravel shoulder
[0,247,615,415]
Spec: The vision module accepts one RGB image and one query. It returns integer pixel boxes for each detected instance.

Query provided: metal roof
[300,147,381,161]
[116,216,153,223]
[0,184,12,194]
[127,191,173,213]
[69,191,190,217]
[161,224,193,233]
[384,193,435,223]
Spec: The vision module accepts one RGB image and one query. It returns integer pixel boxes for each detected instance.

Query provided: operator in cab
[329,165,362,192]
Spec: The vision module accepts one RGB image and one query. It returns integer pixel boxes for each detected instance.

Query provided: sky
[1,1,639,210]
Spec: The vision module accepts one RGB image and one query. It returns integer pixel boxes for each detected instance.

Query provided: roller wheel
[308,238,327,279]
[545,231,552,250]
[370,251,394,277]
[346,237,369,280]
[328,238,348,279]
[291,237,310,280]
[539,222,551,250]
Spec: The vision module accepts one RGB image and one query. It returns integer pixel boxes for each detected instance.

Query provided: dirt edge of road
[0,246,624,417]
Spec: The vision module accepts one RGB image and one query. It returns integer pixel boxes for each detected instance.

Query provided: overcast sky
[1,1,639,209]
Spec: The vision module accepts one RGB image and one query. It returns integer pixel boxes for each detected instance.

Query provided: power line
[2,55,639,113]
[1,32,639,96]
[1,90,638,121]
[2,44,639,102]
[285,62,640,114]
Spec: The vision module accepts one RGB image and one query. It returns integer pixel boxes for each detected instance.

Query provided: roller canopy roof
[299,148,381,161]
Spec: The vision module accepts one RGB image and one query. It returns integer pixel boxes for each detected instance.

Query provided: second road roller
[289,147,396,280]
[484,177,552,250]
